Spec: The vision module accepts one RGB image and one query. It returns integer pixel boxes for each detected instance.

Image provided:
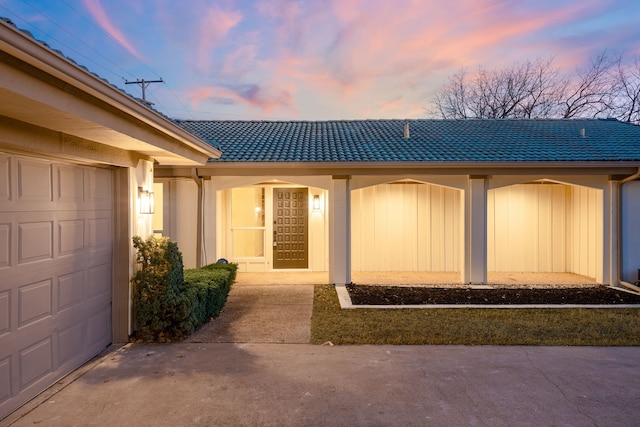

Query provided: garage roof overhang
[0,19,221,166]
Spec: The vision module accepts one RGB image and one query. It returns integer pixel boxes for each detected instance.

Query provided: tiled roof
[176,119,640,163]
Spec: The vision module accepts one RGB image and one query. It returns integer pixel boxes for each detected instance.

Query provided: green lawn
[310,284,640,345]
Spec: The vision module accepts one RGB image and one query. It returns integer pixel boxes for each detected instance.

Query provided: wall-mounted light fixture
[313,195,321,211]
[138,186,155,214]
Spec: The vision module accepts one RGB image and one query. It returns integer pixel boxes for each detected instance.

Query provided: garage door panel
[56,165,84,204]
[0,155,9,202]
[19,337,53,390]
[57,270,85,312]
[1,155,113,419]
[87,216,112,250]
[86,167,112,204]
[0,357,11,404]
[18,279,52,328]
[18,221,53,265]
[58,219,85,256]
[0,222,9,268]
[0,291,8,336]
[4,285,111,370]
[58,323,85,367]
[17,158,53,203]
[87,306,111,350]
[87,263,111,298]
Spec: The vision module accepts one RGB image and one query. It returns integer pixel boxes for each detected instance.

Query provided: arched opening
[487,180,603,285]
[351,180,463,284]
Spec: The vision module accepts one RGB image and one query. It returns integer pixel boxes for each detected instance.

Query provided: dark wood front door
[273,188,308,269]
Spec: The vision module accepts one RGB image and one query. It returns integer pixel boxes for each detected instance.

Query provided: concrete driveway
[4,275,640,426]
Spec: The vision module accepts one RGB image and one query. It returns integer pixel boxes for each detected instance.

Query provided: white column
[465,176,488,284]
[605,179,618,286]
[202,179,217,266]
[329,176,351,285]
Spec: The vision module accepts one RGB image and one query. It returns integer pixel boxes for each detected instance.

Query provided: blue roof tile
[175,119,640,163]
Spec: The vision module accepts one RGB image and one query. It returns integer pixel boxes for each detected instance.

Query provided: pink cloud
[293,0,603,92]
[220,45,259,78]
[256,0,303,20]
[236,0,614,119]
[186,81,297,115]
[165,0,629,119]
[195,6,243,73]
[82,0,142,59]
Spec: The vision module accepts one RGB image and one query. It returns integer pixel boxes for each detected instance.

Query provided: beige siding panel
[537,185,551,271]
[352,183,461,272]
[361,186,376,271]
[401,185,418,270]
[374,185,390,271]
[416,185,430,271]
[441,185,458,271]
[491,187,509,271]
[552,186,566,271]
[567,186,603,279]
[489,183,600,280]
[430,186,444,270]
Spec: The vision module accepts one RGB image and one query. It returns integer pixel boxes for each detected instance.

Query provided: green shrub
[181,265,237,334]
[131,235,189,342]
[131,235,237,342]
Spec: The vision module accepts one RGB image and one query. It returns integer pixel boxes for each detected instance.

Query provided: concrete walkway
[4,275,640,426]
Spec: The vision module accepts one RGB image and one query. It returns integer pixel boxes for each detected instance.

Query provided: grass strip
[310,284,640,346]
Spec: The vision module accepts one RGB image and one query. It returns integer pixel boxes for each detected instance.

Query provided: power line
[12,1,190,116]
[10,1,135,84]
[125,78,164,105]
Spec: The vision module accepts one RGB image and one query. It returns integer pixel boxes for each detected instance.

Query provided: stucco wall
[163,178,198,268]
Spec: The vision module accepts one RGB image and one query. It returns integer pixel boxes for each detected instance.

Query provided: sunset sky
[1,0,639,120]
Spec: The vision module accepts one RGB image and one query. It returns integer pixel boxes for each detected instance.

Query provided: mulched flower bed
[346,284,640,305]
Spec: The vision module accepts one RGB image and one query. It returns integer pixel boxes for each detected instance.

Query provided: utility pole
[125,78,163,105]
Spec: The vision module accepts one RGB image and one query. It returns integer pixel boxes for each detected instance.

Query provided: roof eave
[206,160,640,169]
[0,19,221,162]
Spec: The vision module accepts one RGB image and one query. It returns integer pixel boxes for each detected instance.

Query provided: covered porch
[155,169,624,288]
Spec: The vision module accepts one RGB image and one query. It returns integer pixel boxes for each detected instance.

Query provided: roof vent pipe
[404,122,410,139]
[580,128,586,137]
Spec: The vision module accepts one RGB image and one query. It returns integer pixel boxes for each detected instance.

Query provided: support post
[202,179,217,266]
[605,178,618,286]
[465,176,488,284]
[329,176,351,285]
[191,168,203,268]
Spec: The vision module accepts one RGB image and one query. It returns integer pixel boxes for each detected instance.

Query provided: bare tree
[518,58,564,118]
[559,50,619,119]
[429,51,626,121]
[612,56,640,124]
[431,58,564,119]
[431,69,470,119]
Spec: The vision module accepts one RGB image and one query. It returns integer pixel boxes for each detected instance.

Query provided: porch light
[313,195,321,211]
[138,186,155,214]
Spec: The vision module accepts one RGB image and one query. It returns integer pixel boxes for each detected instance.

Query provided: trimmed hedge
[181,263,237,335]
[131,235,237,342]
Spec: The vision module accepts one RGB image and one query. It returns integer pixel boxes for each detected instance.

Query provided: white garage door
[0,153,113,419]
